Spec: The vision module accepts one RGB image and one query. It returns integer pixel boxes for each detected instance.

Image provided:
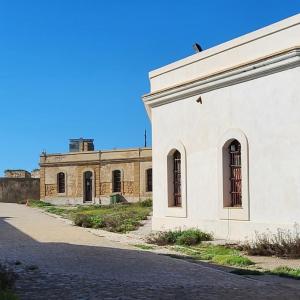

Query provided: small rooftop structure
[69,138,94,152]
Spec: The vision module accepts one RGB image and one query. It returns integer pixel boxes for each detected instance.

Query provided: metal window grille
[146,169,152,192]
[229,140,242,207]
[113,170,121,193]
[173,150,182,207]
[57,172,65,193]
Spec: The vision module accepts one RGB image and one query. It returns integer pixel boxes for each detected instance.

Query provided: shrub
[89,215,105,229]
[138,199,152,207]
[73,214,92,228]
[147,230,182,246]
[239,226,300,258]
[176,229,212,246]
[102,213,140,232]
[147,229,213,246]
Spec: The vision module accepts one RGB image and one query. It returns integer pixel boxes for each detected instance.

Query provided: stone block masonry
[40,146,152,205]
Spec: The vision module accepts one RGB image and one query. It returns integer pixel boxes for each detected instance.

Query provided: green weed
[147,229,213,246]
[133,244,155,250]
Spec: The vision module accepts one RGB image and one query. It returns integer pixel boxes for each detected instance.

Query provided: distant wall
[0,178,40,203]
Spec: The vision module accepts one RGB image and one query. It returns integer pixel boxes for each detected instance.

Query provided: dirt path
[1,203,300,299]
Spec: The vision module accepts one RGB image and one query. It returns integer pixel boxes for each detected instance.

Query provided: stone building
[40,139,152,205]
[31,169,40,178]
[5,170,31,178]
[143,14,300,240]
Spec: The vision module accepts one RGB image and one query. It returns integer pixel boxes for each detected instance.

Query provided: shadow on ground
[1,216,300,299]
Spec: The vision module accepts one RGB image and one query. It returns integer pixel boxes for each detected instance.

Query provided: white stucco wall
[144,14,300,240]
[150,66,300,240]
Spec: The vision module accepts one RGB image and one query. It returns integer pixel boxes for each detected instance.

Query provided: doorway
[83,171,93,202]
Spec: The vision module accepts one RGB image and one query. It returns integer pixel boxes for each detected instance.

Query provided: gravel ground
[1,203,300,300]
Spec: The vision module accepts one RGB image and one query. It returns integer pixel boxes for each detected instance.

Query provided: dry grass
[239,226,300,258]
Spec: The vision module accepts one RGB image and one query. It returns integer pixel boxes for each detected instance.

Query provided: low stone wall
[0,178,40,203]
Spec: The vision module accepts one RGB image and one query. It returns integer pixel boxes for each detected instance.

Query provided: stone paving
[1,203,300,299]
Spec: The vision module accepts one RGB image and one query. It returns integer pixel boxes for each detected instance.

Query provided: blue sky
[0,0,299,175]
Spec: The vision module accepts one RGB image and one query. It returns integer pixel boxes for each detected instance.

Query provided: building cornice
[39,157,152,168]
[142,47,300,117]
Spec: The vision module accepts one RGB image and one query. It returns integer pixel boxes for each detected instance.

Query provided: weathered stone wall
[5,170,31,178]
[0,178,40,203]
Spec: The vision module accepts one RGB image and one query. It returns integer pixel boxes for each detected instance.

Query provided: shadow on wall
[0,178,40,203]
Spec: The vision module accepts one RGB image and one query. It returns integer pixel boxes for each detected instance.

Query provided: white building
[143,14,300,240]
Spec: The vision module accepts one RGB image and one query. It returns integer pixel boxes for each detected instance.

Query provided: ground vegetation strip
[238,227,300,258]
[28,199,152,233]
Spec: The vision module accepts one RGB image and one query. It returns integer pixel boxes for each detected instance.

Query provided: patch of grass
[133,244,155,250]
[170,244,254,267]
[45,207,68,216]
[239,226,300,258]
[172,244,238,259]
[70,203,151,233]
[270,266,300,279]
[212,255,253,267]
[147,229,213,246]
[27,200,53,208]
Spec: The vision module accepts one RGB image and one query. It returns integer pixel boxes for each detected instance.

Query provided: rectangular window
[57,172,65,194]
[229,140,242,207]
[113,170,121,193]
[146,169,152,192]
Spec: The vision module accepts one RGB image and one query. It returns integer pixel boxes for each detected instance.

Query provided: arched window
[146,168,152,192]
[112,170,121,193]
[57,172,65,193]
[229,140,242,207]
[173,150,181,207]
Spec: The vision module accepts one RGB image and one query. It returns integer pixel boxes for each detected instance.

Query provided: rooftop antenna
[144,129,147,148]
[193,43,203,53]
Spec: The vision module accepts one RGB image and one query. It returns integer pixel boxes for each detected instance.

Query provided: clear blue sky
[0,0,299,175]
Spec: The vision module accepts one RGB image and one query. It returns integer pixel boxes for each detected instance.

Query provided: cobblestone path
[1,203,300,299]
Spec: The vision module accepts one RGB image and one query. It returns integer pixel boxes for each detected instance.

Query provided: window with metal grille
[57,172,65,193]
[112,170,121,193]
[173,150,182,207]
[229,140,242,207]
[146,168,152,192]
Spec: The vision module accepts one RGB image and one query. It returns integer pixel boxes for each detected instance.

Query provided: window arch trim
[165,141,187,218]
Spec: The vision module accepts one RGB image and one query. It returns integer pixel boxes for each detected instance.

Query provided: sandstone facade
[40,148,152,205]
